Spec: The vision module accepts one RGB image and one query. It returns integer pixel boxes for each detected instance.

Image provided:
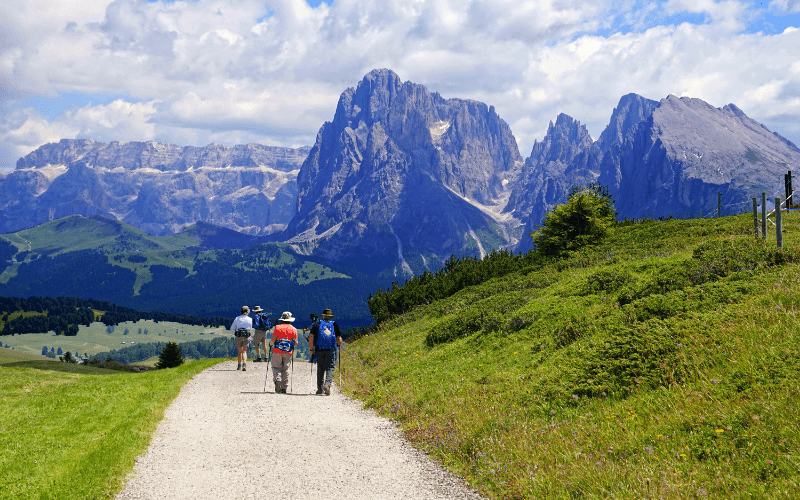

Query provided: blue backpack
[316,320,337,350]
[254,313,271,330]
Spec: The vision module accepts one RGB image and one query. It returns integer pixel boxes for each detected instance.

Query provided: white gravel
[116,359,486,500]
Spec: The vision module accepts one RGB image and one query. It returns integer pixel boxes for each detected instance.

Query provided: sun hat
[253,306,263,313]
[321,308,335,318]
[279,311,295,322]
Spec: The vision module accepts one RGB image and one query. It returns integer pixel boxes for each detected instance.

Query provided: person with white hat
[308,308,342,395]
[268,311,297,393]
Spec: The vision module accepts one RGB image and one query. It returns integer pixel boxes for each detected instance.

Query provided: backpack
[316,319,337,350]
[254,313,271,330]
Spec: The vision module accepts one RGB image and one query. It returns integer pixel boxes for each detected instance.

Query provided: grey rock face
[506,114,601,252]
[283,69,523,274]
[1,140,310,235]
[601,94,800,220]
[512,93,800,251]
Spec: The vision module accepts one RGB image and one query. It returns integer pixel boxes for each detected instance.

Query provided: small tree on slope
[531,183,617,257]
[156,342,184,369]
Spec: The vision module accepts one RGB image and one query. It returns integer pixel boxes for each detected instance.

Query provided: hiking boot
[253,357,260,362]
[323,384,330,395]
[242,364,246,371]
[237,363,241,370]
[315,389,323,395]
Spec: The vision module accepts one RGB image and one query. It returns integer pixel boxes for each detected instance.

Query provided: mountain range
[3,69,800,275]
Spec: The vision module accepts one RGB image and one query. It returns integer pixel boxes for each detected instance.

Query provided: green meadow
[1,319,229,359]
[0,352,222,499]
[342,212,800,499]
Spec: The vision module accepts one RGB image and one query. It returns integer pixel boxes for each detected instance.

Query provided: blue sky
[1,0,799,171]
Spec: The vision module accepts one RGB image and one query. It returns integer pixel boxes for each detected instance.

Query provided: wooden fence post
[785,173,791,209]
[753,197,758,238]
[776,197,783,249]
[762,192,767,240]
[788,171,794,209]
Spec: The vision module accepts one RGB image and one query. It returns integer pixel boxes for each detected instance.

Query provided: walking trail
[116,358,485,500]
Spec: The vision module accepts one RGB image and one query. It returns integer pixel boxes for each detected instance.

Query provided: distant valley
[0,215,382,324]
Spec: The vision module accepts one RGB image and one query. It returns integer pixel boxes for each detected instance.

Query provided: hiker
[269,311,298,393]
[303,313,320,364]
[230,306,253,371]
[252,306,272,362]
[308,308,342,395]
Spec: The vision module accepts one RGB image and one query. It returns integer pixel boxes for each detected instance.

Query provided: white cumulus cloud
[1,0,799,171]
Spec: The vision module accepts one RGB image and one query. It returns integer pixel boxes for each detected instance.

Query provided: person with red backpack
[308,308,342,395]
[269,311,297,393]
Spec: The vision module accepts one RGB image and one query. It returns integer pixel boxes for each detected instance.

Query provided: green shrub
[531,183,617,257]
[575,319,686,397]
[583,268,633,294]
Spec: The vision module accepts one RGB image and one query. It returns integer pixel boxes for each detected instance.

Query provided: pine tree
[156,342,184,369]
[531,183,617,257]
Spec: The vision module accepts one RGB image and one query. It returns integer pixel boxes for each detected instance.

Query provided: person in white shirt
[230,306,253,371]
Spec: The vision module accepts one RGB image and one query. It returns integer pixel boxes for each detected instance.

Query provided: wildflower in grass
[715,429,724,434]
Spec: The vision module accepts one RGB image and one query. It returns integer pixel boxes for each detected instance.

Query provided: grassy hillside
[342,213,800,499]
[1,319,227,358]
[0,214,382,322]
[0,346,57,364]
[0,355,221,499]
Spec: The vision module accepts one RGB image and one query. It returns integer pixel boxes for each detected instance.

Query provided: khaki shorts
[234,336,250,349]
[252,329,267,344]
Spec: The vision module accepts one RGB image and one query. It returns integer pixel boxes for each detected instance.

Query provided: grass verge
[0,357,223,499]
[341,214,800,499]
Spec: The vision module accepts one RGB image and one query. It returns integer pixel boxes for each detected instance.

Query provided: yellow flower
[715,429,724,434]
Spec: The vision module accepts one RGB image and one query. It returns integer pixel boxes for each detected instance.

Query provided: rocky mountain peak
[595,93,659,151]
[284,69,523,274]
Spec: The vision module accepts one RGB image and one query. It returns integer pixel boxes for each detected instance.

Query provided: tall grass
[342,214,800,499]
[0,358,222,499]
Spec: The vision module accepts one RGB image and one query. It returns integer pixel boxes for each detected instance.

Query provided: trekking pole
[338,344,342,391]
[208,336,229,357]
[266,347,274,393]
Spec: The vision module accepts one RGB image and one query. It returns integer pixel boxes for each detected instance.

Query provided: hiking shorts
[252,329,267,345]
[234,336,250,349]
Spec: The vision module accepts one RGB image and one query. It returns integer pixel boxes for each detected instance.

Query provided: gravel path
[116,359,485,500]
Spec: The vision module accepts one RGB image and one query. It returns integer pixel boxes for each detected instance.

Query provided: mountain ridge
[4,70,800,271]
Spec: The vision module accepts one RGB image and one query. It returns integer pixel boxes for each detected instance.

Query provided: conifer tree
[531,183,617,257]
[156,342,184,369]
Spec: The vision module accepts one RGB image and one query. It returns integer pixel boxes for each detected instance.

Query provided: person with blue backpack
[269,311,298,393]
[251,306,272,362]
[308,308,342,395]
